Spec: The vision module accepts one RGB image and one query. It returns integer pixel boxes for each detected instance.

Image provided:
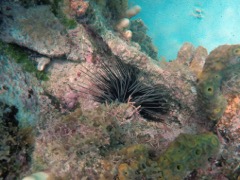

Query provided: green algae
[0,41,49,81]
[51,0,77,29]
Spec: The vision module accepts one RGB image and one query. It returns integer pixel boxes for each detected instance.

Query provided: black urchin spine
[81,57,173,122]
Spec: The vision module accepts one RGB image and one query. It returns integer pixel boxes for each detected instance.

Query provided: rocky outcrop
[176,42,208,76]
[0,2,69,57]
[176,42,195,65]
[0,2,97,63]
[190,46,208,76]
[67,25,96,62]
[0,1,240,179]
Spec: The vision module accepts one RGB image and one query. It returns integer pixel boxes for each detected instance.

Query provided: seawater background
[129,0,240,60]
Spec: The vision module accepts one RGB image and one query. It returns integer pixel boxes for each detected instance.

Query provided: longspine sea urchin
[80,57,173,122]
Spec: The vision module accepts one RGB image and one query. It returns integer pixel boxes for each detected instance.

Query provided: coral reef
[176,42,195,65]
[79,0,158,63]
[31,104,153,178]
[18,0,51,7]
[29,103,220,179]
[50,0,78,29]
[0,0,240,179]
[189,46,208,76]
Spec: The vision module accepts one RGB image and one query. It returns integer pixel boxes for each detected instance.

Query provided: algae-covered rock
[189,46,208,76]
[0,50,43,124]
[176,42,195,65]
[176,43,208,76]
[0,2,69,57]
[1,0,239,179]
[0,103,34,179]
[130,19,158,60]
[67,25,96,62]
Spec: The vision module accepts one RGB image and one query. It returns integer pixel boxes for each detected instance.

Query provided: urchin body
[82,58,173,122]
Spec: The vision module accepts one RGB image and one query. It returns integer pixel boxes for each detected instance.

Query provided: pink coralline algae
[70,0,89,16]
[62,91,80,110]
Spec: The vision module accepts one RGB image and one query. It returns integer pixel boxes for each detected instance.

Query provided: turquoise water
[129,0,240,60]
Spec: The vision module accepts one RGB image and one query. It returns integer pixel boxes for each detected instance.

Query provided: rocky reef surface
[0,0,240,179]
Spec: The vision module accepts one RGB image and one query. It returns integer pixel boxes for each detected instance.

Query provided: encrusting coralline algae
[0,0,240,179]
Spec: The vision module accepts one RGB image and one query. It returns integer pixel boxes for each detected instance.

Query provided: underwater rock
[67,25,96,62]
[0,2,70,57]
[62,91,79,110]
[189,46,208,76]
[0,54,42,124]
[78,1,157,65]
[176,42,195,65]
[31,102,184,179]
[31,104,130,178]
[216,95,240,179]
[176,43,207,76]
[130,19,158,59]
[0,42,57,126]
[220,95,240,143]
[42,60,89,111]
[103,31,153,67]
[0,1,239,179]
